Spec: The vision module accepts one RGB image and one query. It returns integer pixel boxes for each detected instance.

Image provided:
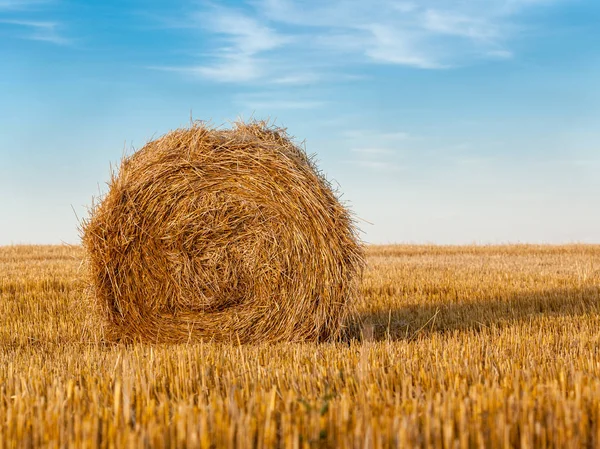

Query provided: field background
[1,244,600,448]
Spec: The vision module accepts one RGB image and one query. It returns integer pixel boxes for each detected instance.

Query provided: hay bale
[82,121,364,343]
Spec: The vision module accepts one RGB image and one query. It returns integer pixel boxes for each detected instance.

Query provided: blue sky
[1,0,599,245]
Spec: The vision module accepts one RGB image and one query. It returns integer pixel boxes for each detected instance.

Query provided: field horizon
[1,243,599,448]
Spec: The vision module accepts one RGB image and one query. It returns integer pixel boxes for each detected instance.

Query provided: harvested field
[1,244,600,448]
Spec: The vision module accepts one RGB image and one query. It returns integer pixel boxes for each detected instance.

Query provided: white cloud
[184,8,289,83]
[423,10,498,41]
[487,49,514,59]
[393,2,417,13]
[242,99,325,110]
[235,92,325,110]
[363,24,444,68]
[0,0,20,8]
[160,0,563,83]
[1,18,50,26]
[193,55,263,83]
[0,0,49,10]
[253,0,560,67]
[272,73,320,85]
[203,10,289,55]
[0,18,70,45]
[345,160,403,172]
[500,0,558,14]
[350,148,396,155]
[342,129,411,142]
[148,59,262,83]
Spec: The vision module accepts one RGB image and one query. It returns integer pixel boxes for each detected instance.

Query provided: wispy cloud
[345,159,404,172]
[487,49,513,59]
[351,148,397,155]
[0,0,49,10]
[234,92,325,110]
[423,10,498,41]
[363,24,444,69]
[0,18,70,44]
[174,8,290,83]
[154,0,562,83]
[342,129,411,142]
[240,99,325,110]
[253,0,544,67]
[0,0,71,46]
[272,73,320,85]
[0,0,21,9]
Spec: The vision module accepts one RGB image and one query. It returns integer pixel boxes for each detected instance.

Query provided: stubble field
[1,244,599,448]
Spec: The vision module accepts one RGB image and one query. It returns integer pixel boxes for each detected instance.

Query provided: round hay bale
[82,121,364,344]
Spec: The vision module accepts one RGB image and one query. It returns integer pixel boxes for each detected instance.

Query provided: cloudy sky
[1,0,599,244]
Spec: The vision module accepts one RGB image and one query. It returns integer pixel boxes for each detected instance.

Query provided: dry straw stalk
[82,121,364,343]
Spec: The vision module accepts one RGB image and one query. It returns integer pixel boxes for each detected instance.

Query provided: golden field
[1,244,599,448]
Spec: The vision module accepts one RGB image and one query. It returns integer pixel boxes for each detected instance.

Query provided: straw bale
[82,121,364,343]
